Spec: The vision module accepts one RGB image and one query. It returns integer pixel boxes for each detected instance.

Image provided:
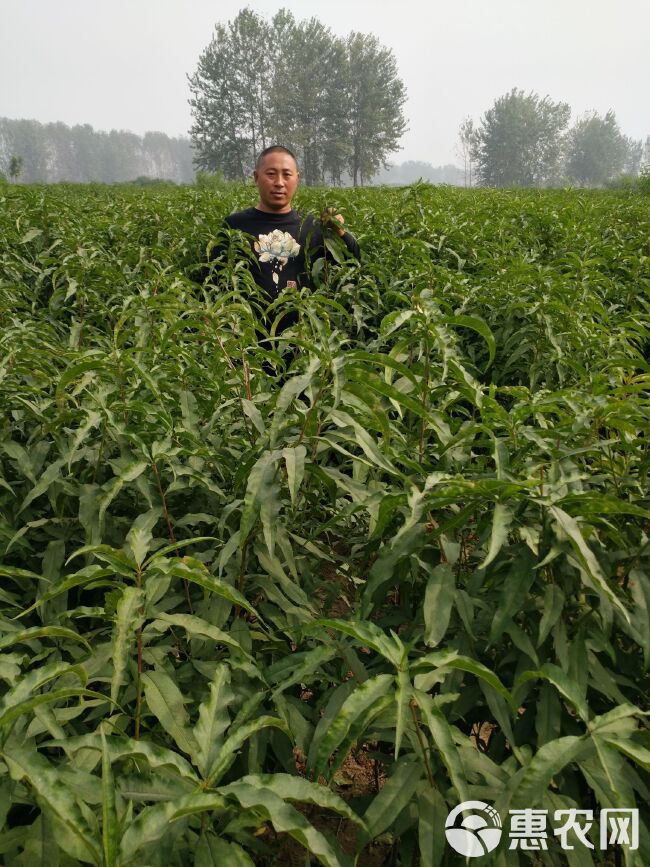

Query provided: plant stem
[296,382,325,447]
[134,626,143,739]
[235,536,250,618]
[152,459,193,613]
[419,336,431,465]
[410,699,435,789]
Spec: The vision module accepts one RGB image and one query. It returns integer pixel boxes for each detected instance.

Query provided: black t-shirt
[220,207,360,300]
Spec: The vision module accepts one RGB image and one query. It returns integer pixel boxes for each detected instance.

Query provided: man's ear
[253,170,259,183]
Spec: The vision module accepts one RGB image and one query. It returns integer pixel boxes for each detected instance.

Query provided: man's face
[253,152,299,213]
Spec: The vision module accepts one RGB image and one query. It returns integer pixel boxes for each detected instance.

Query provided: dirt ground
[257,746,391,866]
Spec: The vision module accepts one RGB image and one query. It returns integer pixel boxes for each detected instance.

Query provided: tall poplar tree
[564,111,629,186]
[345,32,407,187]
[188,8,407,185]
[269,15,348,186]
[188,21,251,180]
[473,89,570,187]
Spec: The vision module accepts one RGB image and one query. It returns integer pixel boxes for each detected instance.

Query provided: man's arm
[321,209,361,261]
[340,229,361,261]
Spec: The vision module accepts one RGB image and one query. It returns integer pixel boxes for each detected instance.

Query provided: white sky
[2,0,648,166]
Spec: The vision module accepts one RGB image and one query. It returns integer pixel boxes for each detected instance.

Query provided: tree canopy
[564,110,628,186]
[470,90,646,188]
[473,89,571,187]
[188,8,407,185]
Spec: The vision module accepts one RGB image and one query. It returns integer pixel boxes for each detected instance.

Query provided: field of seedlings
[0,181,649,866]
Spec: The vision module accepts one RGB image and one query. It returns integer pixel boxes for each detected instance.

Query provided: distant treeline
[0,116,465,187]
[0,118,195,184]
[373,161,463,186]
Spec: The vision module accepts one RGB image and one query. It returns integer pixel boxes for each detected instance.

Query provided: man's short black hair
[255,145,298,171]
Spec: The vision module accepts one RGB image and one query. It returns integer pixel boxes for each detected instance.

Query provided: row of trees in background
[188,8,407,186]
[373,161,463,186]
[3,95,646,190]
[458,89,648,188]
[0,118,195,184]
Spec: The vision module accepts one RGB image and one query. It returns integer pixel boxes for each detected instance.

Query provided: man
[209,145,360,306]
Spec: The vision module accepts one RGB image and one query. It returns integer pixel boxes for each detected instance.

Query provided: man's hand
[320,207,346,237]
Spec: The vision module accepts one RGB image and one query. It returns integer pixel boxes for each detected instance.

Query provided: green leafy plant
[0,181,648,865]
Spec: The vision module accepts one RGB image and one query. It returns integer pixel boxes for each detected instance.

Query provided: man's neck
[255,201,294,214]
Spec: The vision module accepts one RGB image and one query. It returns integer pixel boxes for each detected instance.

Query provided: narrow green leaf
[413,651,514,709]
[155,559,259,619]
[1,660,87,708]
[194,664,235,778]
[235,773,364,828]
[282,445,306,507]
[590,736,636,808]
[260,469,281,558]
[358,759,422,850]
[510,736,592,809]
[241,399,265,436]
[414,689,469,803]
[380,308,414,337]
[479,502,514,569]
[205,716,289,787]
[119,792,229,862]
[142,670,199,760]
[125,509,161,568]
[2,747,100,864]
[312,674,394,780]
[423,563,455,648]
[602,735,650,771]
[394,666,411,760]
[0,689,109,729]
[17,459,66,516]
[110,586,144,705]
[329,409,399,475]
[535,681,562,746]
[0,626,90,653]
[195,835,255,867]
[307,619,401,666]
[417,784,447,867]
[143,536,218,566]
[55,359,108,404]
[220,782,345,867]
[589,704,647,735]
[0,565,50,585]
[521,663,590,722]
[489,547,537,642]
[179,389,200,436]
[67,543,136,576]
[627,568,650,666]
[147,612,247,654]
[538,584,565,646]
[16,566,116,618]
[550,506,628,618]
[445,314,496,369]
[269,644,337,697]
[239,450,280,543]
[101,729,118,867]
[46,733,198,783]
[324,235,345,263]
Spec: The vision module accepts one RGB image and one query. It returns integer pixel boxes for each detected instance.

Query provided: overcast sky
[2,0,648,166]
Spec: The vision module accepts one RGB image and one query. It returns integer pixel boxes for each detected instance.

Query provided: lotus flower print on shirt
[254,230,301,285]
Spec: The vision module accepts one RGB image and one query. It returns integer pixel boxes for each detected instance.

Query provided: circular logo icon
[445,800,503,858]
